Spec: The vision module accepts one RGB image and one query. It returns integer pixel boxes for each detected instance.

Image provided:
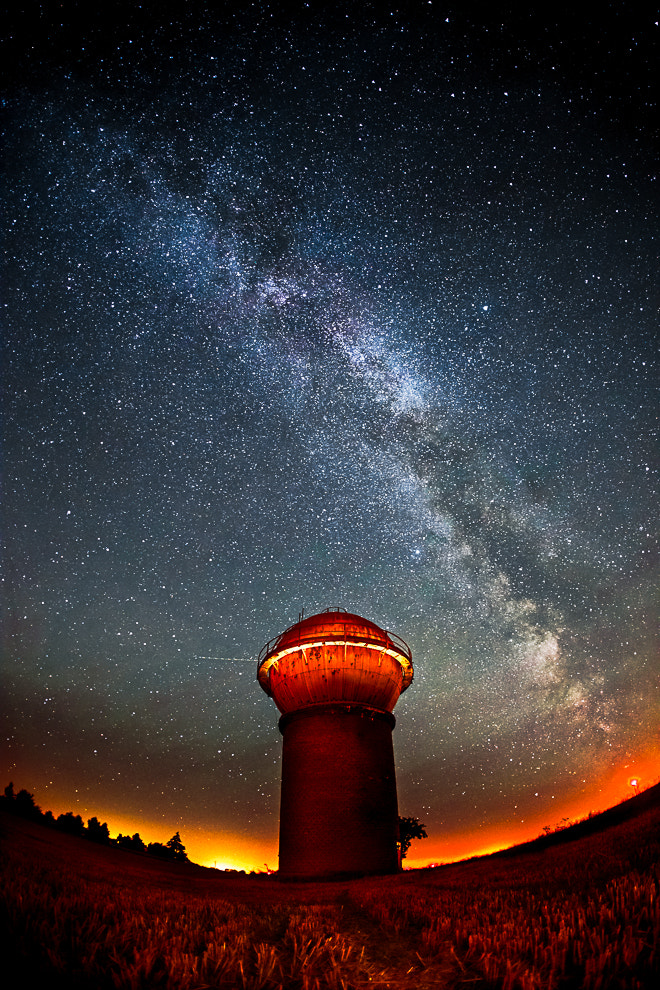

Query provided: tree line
[0,782,188,863]
[2,781,428,866]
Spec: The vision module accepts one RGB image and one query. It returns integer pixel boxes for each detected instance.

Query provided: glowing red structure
[257,608,413,878]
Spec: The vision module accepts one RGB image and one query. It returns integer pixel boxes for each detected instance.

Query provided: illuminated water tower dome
[257,608,413,879]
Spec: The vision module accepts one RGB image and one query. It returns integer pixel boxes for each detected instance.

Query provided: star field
[2,3,658,867]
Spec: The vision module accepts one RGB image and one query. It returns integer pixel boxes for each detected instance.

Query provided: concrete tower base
[277,704,399,879]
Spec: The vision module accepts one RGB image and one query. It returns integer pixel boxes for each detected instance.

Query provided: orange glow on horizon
[406,753,660,870]
[198,752,658,871]
[89,815,279,873]
[35,794,278,873]
[17,749,658,874]
[186,830,278,872]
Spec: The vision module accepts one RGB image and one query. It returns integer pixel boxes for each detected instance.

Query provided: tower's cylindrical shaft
[278,703,399,878]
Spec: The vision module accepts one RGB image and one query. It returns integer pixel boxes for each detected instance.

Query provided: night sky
[2,3,658,869]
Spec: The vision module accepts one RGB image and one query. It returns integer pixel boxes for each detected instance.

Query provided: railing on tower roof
[256,615,412,669]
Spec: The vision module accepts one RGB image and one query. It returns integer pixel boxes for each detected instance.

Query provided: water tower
[257,608,413,879]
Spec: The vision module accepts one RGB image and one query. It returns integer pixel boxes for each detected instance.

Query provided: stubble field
[1,791,658,989]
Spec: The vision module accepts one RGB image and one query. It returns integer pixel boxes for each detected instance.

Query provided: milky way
[2,4,658,867]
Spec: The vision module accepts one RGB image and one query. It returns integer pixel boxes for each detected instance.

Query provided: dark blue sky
[2,2,658,867]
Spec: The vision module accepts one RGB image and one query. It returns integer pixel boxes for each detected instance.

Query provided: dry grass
[1,799,658,989]
[352,805,660,989]
[0,859,379,989]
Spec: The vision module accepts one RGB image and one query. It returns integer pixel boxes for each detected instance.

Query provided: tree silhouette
[116,832,146,852]
[147,832,188,862]
[129,832,146,852]
[166,831,188,862]
[1,781,43,821]
[55,811,85,836]
[14,788,43,822]
[87,816,110,844]
[398,815,428,859]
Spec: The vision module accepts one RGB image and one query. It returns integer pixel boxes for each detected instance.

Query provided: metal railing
[257,617,412,669]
